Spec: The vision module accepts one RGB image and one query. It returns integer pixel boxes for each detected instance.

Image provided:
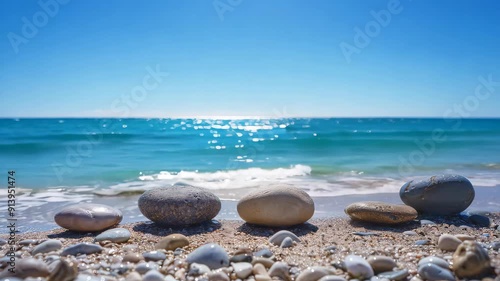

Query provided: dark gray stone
[469,214,491,227]
[418,263,455,281]
[61,243,103,256]
[138,185,221,225]
[399,175,474,215]
[377,269,409,280]
[94,228,131,243]
[230,254,252,263]
[254,248,273,258]
[143,251,167,262]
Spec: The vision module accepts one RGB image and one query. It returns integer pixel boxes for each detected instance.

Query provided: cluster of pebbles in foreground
[0,218,498,281]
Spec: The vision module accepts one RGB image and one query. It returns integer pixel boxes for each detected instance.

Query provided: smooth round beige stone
[237,185,314,227]
[155,234,189,251]
[54,203,122,232]
[367,256,397,273]
[344,201,417,224]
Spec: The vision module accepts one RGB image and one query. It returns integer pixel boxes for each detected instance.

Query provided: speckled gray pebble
[94,228,131,243]
[138,185,221,225]
[280,237,294,248]
[400,175,475,215]
[268,230,300,246]
[142,251,166,262]
[61,243,103,256]
[186,243,229,269]
[377,269,409,281]
[417,263,455,281]
[32,239,62,255]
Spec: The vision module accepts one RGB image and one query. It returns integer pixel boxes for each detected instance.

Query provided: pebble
[0,258,50,278]
[48,259,78,281]
[254,248,273,258]
[186,243,229,269]
[189,262,211,276]
[125,272,142,281]
[252,257,275,268]
[237,184,315,227]
[155,233,189,250]
[420,220,436,225]
[377,269,409,281]
[0,238,6,246]
[61,243,103,256]
[417,263,455,281]
[135,262,159,274]
[54,203,123,232]
[344,255,374,279]
[418,256,449,269]
[123,252,144,263]
[353,232,379,236]
[452,241,491,278]
[455,234,475,241]
[268,230,300,246]
[230,254,252,263]
[19,239,37,245]
[143,270,165,281]
[208,272,230,281]
[437,234,462,251]
[138,185,221,225]
[367,256,396,273]
[268,261,290,280]
[468,214,491,227]
[32,239,62,255]
[232,262,253,279]
[415,240,429,246]
[318,276,347,281]
[142,251,166,262]
[403,231,417,236]
[399,174,475,215]
[94,228,131,243]
[296,267,334,281]
[280,237,294,248]
[345,201,417,224]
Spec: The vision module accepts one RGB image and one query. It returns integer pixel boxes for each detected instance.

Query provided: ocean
[1,118,500,232]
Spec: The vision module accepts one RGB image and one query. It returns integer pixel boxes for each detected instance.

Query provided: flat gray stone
[138,185,221,225]
[32,239,62,255]
[417,263,455,281]
[95,228,131,243]
[61,243,103,256]
[186,243,229,269]
[399,175,474,215]
[54,203,122,232]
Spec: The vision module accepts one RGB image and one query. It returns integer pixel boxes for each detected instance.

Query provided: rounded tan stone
[344,201,417,224]
[155,234,189,251]
[237,184,314,227]
[453,241,491,278]
[54,203,122,232]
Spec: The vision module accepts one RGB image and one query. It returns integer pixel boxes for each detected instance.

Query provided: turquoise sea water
[2,117,500,232]
[2,118,500,196]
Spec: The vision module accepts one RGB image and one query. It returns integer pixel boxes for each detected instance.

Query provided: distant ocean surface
[1,117,500,231]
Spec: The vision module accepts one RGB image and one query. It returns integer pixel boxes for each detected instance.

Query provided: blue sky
[1,0,499,118]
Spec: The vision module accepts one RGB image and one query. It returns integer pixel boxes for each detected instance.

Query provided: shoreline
[6,186,499,234]
[2,218,499,279]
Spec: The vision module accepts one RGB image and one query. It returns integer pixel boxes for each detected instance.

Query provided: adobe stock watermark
[398,74,499,175]
[7,0,70,54]
[339,0,408,63]
[213,0,243,21]
[51,65,169,182]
